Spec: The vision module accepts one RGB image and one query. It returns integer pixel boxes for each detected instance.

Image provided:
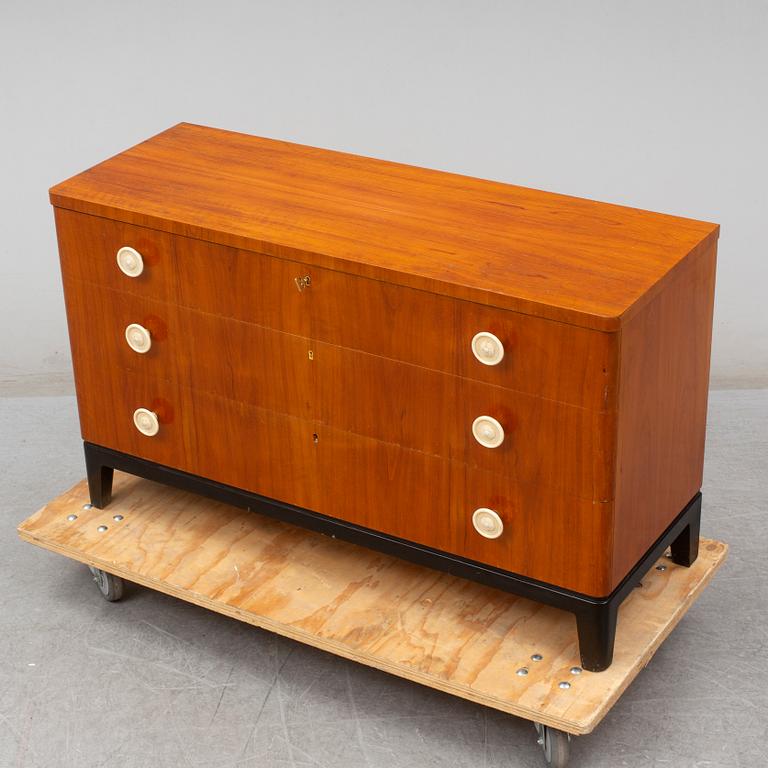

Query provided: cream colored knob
[133,408,159,436]
[471,331,504,366]
[125,323,152,353]
[472,508,504,539]
[472,415,505,448]
[116,246,144,277]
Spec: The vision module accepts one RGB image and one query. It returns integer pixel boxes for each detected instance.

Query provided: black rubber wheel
[88,566,124,602]
[534,723,571,767]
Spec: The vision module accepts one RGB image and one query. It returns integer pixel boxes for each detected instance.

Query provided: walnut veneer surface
[51,124,718,596]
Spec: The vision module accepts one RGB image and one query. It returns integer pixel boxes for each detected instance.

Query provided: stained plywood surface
[17,473,727,735]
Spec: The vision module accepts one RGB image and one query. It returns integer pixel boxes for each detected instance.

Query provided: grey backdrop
[2,0,767,392]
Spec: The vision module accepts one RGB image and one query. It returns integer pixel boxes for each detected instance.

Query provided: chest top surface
[50,122,718,330]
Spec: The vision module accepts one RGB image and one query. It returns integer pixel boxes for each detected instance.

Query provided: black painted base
[84,441,702,672]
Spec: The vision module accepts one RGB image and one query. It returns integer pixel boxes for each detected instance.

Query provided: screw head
[83,503,93,510]
[656,564,667,571]
[66,514,78,522]
[558,681,571,690]
[516,668,529,676]
[112,514,124,522]
[531,654,543,662]
[570,666,582,675]
[97,525,108,533]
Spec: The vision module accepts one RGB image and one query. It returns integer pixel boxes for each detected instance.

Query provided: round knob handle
[133,408,159,436]
[116,246,144,277]
[125,323,152,354]
[472,508,504,539]
[471,331,504,366]
[472,415,505,448]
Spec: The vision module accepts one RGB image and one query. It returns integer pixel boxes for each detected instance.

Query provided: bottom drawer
[76,375,613,596]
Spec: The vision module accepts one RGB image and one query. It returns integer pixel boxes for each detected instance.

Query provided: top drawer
[55,208,617,410]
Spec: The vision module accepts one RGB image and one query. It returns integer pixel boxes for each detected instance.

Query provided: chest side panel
[611,241,717,587]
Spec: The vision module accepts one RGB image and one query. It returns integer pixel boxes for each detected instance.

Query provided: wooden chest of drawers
[50,123,718,670]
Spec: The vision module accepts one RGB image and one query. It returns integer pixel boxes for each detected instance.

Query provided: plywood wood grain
[18,474,727,735]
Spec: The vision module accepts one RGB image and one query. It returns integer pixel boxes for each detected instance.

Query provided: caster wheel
[534,722,571,767]
[88,566,124,602]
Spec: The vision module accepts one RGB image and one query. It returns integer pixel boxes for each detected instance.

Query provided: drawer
[308,265,617,411]
[447,463,613,596]
[74,368,189,471]
[76,368,613,595]
[55,208,178,304]
[63,278,613,500]
[55,209,617,410]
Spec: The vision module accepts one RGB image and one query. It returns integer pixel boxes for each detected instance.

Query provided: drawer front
[55,208,617,410]
[55,208,178,304]
[63,278,613,500]
[75,366,612,596]
[308,265,617,412]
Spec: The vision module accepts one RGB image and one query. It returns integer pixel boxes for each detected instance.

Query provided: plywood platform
[17,473,727,735]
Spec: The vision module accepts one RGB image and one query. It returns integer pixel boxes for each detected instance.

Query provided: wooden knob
[125,323,152,353]
[133,408,159,436]
[472,415,505,448]
[472,508,504,539]
[116,246,144,277]
[471,331,504,366]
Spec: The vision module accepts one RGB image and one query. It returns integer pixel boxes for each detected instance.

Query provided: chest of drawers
[50,123,718,670]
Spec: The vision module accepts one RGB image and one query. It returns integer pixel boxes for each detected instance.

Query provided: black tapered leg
[575,603,618,672]
[670,493,701,567]
[84,443,114,508]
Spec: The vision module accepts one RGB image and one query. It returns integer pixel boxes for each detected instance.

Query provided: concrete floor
[1,391,766,768]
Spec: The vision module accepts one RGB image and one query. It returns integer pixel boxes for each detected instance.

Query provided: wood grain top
[49,123,719,329]
[18,473,728,734]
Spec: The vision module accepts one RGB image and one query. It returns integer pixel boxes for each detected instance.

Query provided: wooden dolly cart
[18,473,727,768]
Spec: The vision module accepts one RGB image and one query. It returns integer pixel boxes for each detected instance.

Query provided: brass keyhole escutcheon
[294,275,312,292]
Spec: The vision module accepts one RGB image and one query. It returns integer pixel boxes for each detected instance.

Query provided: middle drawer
[64,278,614,500]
